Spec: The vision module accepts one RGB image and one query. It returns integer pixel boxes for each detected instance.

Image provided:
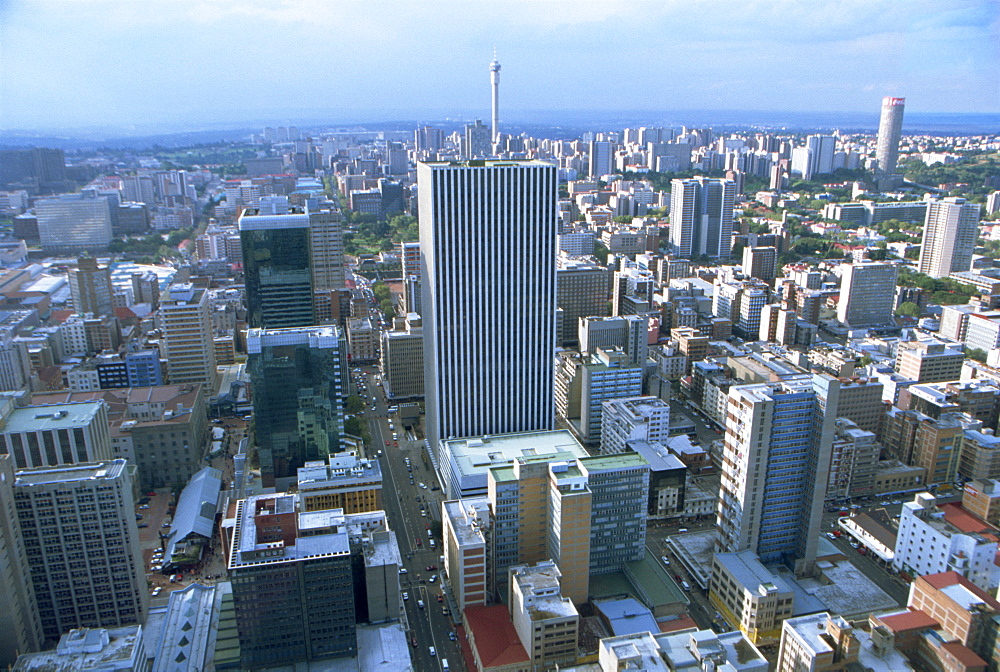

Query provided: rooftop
[2,401,105,433]
[14,459,126,487]
[12,627,144,672]
[151,584,217,672]
[464,604,530,668]
[228,493,350,569]
[713,550,793,596]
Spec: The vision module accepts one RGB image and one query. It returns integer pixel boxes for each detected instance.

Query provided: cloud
[1,0,997,131]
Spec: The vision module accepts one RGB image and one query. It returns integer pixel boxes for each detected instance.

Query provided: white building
[600,396,670,454]
[669,177,735,259]
[419,160,557,469]
[34,190,113,253]
[893,492,1000,592]
[918,197,981,279]
[158,284,216,388]
[837,261,899,328]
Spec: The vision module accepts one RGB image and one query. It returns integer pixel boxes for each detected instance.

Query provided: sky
[1,0,998,133]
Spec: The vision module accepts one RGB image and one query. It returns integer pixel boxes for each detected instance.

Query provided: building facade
[159,284,216,388]
[239,209,315,328]
[918,197,982,279]
[247,326,347,487]
[669,177,735,259]
[419,160,557,467]
[13,460,148,641]
[837,261,899,328]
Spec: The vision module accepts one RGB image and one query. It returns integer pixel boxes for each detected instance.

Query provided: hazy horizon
[2,0,998,136]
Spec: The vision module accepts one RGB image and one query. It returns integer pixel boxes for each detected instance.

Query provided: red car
[385,440,391,445]
[426,565,437,571]
[416,539,422,547]
[437,594,443,602]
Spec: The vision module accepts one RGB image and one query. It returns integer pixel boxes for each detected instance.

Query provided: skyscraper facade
[669,177,735,258]
[68,256,115,317]
[34,190,113,253]
[876,96,905,176]
[240,209,315,328]
[0,456,42,667]
[717,375,839,576]
[836,261,899,328]
[159,284,217,387]
[14,459,148,640]
[246,326,347,487]
[918,197,982,279]
[419,160,557,467]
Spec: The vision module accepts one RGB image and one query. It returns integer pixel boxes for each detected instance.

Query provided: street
[355,365,462,671]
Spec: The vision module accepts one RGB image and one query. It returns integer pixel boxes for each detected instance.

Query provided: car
[880,501,891,506]
[152,587,162,596]
[892,500,902,505]
[680,580,691,592]
[138,523,149,528]
[661,556,670,565]
[449,631,456,641]
[418,599,425,609]
[135,513,143,520]
[402,592,409,601]
[826,532,837,540]
[385,440,391,445]
[674,574,682,582]
[431,486,440,491]
[139,504,149,509]
[146,492,156,497]
[421,510,427,517]
[416,539,422,547]
[428,529,433,538]
[419,483,427,489]
[399,568,408,574]
[429,647,436,657]
[426,565,437,571]
[411,637,418,648]
[437,594,444,602]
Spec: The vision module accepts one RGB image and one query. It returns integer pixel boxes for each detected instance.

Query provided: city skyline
[1,1,998,133]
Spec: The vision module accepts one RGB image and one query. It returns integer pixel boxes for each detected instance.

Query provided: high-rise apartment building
[159,284,217,387]
[400,241,421,315]
[229,493,356,667]
[612,267,655,316]
[246,326,347,487]
[486,449,649,604]
[717,375,839,575]
[308,207,346,323]
[876,97,905,176]
[579,348,644,444]
[588,140,613,177]
[14,459,148,640]
[0,456,42,667]
[918,197,981,279]
[380,313,424,399]
[669,177,735,259]
[68,256,115,317]
[463,120,492,158]
[742,246,778,284]
[836,261,899,328]
[895,339,965,383]
[578,315,647,367]
[557,255,610,346]
[239,208,315,328]
[419,160,557,467]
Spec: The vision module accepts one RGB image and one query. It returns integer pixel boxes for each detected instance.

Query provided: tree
[380,298,395,318]
[372,282,391,302]
[346,395,364,415]
[896,301,920,318]
[966,348,988,363]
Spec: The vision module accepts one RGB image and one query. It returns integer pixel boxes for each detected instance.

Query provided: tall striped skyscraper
[418,160,557,470]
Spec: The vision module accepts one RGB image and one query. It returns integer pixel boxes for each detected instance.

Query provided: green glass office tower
[247,326,347,486]
[240,210,315,328]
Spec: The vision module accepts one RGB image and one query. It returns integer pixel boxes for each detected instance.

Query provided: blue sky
[1,0,997,131]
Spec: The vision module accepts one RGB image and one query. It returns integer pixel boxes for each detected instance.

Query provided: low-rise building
[509,562,580,670]
[296,451,383,513]
[961,478,1000,526]
[777,612,913,672]
[895,339,965,383]
[600,396,670,454]
[907,572,1000,670]
[12,627,147,672]
[893,493,1000,591]
[442,497,491,612]
[709,550,794,646]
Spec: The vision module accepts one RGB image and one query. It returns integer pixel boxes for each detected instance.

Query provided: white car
[152,587,162,596]
[402,592,409,601]
[419,482,427,489]
[661,556,670,565]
